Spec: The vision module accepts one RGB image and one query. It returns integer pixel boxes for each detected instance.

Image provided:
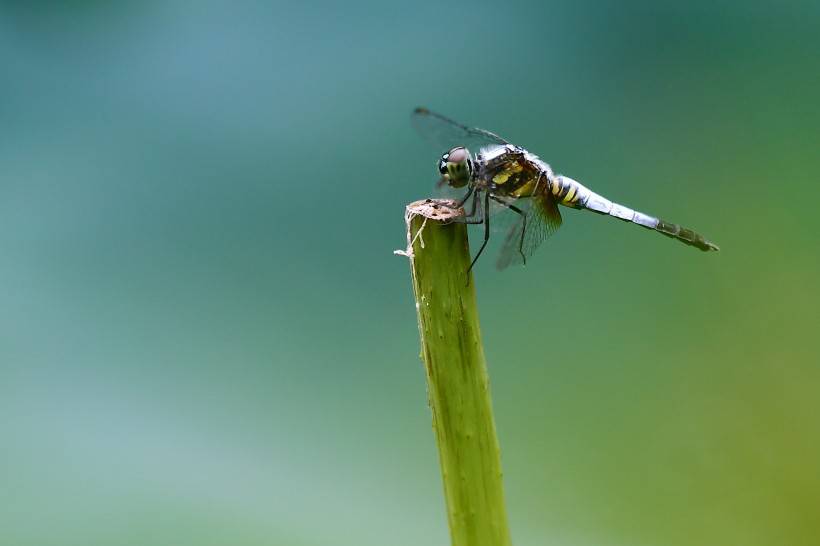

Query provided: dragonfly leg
[448,188,483,224]
[467,191,491,273]
[438,186,475,216]
[463,189,481,220]
[489,195,527,265]
[454,185,475,208]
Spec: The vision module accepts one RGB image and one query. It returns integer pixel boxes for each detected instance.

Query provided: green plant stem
[401,199,512,546]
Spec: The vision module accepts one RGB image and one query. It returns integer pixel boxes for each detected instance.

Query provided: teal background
[1,2,818,545]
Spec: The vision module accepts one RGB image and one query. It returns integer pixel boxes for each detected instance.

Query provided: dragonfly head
[438,146,473,188]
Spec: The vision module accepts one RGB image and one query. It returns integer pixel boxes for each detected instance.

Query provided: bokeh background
[2,1,818,545]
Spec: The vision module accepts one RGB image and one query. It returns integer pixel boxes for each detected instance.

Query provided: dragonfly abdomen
[653,219,720,251]
[556,176,719,252]
[548,174,585,207]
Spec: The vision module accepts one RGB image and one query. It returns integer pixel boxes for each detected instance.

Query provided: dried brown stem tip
[406,198,464,222]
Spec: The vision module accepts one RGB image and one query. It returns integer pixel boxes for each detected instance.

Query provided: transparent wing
[412,107,509,153]
[495,193,563,270]
[434,179,472,200]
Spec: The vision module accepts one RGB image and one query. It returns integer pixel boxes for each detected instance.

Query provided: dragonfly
[412,107,719,271]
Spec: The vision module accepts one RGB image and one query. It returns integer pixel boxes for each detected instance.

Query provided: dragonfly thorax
[438,146,474,188]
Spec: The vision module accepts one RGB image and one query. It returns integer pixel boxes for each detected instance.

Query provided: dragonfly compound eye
[447,147,468,164]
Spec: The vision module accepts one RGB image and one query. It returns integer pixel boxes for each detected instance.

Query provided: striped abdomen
[549,175,720,252]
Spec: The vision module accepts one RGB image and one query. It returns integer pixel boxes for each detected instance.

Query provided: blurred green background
[1,1,818,545]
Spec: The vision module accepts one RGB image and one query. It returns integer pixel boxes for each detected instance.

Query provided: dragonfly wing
[412,107,509,152]
[496,193,563,270]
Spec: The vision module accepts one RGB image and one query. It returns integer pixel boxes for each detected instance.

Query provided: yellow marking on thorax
[493,172,511,184]
[551,179,562,196]
[492,162,523,186]
[512,178,536,197]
